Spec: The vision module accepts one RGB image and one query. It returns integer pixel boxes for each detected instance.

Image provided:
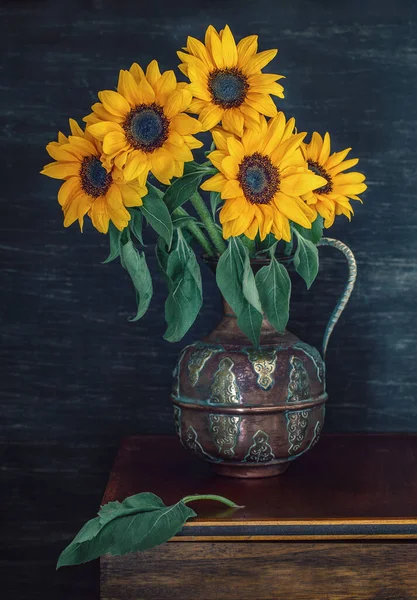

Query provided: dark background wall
[2,0,416,598]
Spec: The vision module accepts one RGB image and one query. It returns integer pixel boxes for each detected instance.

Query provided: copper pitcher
[171,238,357,478]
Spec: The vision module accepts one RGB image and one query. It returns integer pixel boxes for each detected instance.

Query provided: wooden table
[100,435,417,600]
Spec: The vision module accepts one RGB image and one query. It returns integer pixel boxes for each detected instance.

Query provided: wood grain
[101,542,417,600]
[102,435,417,529]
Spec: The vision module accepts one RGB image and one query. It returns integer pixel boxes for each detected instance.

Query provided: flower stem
[182,494,244,508]
[190,192,227,256]
[173,207,215,257]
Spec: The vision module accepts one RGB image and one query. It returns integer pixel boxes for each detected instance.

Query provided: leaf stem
[173,207,216,257]
[182,494,244,508]
[190,192,227,256]
[241,236,255,257]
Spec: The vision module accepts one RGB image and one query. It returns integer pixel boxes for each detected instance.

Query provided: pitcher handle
[316,238,357,358]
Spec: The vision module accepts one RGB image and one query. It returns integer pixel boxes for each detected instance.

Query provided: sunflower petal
[150,148,175,184]
[137,77,155,104]
[222,108,244,136]
[245,49,278,76]
[221,156,239,179]
[117,70,142,107]
[205,25,224,68]
[199,104,224,131]
[200,172,228,192]
[246,93,278,118]
[207,150,227,170]
[237,35,258,68]
[219,196,245,223]
[88,121,124,142]
[103,131,127,155]
[220,178,241,199]
[262,112,286,155]
[155,70,177,104]
[98,91,131,117]
[124,151,149,182]
[275,193,314,228]
[129,63,145,84]
[326,147,352,170]
[226,136,245,161]
[171,113,202,135]
[186,35,214,69]
[41,162,80,180]
[57,177,81,206]
[146,60,162,89]
[328,157,359,176]
[280,172,327,196]
[164,89,192,119]
[318,132,331,164]
[221,25,238,68]
[333,172,366,185]
[69,119,84,138]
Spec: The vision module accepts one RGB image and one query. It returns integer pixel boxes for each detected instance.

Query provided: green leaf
[284,238,294,257]
[293,228,319,289]
[155,237,169,279]
[140,186,173,248]
[293,215,324,244]
[184,161,216,176]
[164,172,204,212]
[121,241,153,321]
[255,257,291,333]
[171,214,197,228]
[102,222,122,264]
[164,229,203,342]
[128,209,144,245]
[98,493,165,525]
[210,191,222,220]
[216,237,263,347]
[255,233,277,255]
[56,492,197,569]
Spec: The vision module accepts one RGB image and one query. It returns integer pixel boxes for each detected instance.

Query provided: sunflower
[301,132,367,227]
[41,119,146,233]
[178,25,284,136]
[84,60,203,185]
[201,113,328,241]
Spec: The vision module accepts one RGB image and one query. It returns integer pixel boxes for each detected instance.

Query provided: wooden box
[100,435,417,599]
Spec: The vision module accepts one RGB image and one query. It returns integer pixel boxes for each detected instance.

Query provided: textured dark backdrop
[2,0,416,598]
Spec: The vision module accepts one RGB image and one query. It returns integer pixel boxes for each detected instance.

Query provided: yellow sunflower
[85,60,203,184]
[41,119,146,234]
[201,113,328,241]
[178,24,284,136]
[301,132,367,227]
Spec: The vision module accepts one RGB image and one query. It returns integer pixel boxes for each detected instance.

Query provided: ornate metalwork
[209,414,241,457]
[182,426,217,461]
[247,350,277,390]
[188,346,217,387]
[210,357,241,404]
[244,430,275,463]
[317,238,357,357]
[173,405,181,438]
[287,409,310,455]
[294,342,325,384]
[287,355,311,403]
[172,345,190,398]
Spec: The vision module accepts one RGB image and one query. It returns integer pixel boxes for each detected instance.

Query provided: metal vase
[171,238,357,478]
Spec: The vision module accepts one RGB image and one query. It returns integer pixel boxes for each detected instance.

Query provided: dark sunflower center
[238,153,280,205]
[123,103,169,152]
[307,160,333,194]
[208,68,249,108]
[80,156,112,198]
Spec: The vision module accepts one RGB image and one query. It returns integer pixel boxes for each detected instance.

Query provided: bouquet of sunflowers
[42,25,366,347]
